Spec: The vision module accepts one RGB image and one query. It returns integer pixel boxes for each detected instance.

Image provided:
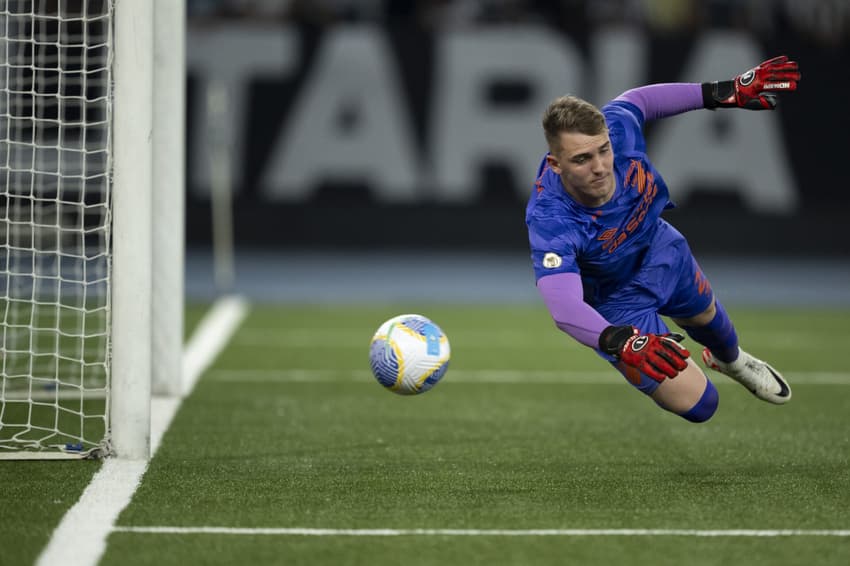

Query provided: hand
[598,325,690,382]
[704,55,801,110]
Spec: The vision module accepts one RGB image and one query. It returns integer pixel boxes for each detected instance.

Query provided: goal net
[0,0,183,460]
[1,1,114,458]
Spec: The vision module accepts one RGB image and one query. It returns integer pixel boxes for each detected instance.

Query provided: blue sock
[680,378,719,423]
[682,301,739,363]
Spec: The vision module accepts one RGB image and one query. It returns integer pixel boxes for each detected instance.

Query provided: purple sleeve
[615,83,704,121]
[537,272,611,349]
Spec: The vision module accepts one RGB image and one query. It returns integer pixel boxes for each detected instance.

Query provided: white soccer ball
[369,314,451,395]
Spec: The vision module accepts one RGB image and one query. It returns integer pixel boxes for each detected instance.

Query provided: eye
[600,146,610,154]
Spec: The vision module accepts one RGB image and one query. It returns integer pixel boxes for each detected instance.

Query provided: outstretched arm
[615,83,705,121]
[537,273,690,381]
[537,272,610,348]
[615,55,801,121]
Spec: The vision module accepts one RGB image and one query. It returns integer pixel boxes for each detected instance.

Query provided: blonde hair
[542,95,607,152]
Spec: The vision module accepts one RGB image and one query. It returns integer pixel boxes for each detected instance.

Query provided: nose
[591,154,605,173]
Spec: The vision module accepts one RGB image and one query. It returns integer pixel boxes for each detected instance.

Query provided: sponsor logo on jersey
[543,252,562,268]
[599,159,659,255]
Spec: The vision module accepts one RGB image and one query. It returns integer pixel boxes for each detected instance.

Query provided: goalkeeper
[527,56,799,422]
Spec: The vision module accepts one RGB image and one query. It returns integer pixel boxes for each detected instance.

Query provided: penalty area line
[36,296,250,566]
[112,526,850,537]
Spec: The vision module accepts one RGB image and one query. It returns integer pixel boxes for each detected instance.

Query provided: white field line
[36,296,250,566]
[112,526,850,538]
[205,368,850,385]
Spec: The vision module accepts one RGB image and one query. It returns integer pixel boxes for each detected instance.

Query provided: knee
[673,297,717,328]
[679,379,719,423]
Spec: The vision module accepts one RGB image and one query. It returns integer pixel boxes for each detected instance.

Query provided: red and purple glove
[599,325,690,382]
[703,55,801,110]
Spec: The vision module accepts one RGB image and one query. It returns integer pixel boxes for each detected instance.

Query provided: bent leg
[611,357,719,422]
[674,298,740,364]
[651,359,719,422]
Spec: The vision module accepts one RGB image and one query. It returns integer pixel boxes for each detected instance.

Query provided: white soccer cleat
[702,347,792,405]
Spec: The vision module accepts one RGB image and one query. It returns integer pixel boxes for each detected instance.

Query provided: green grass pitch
[3,304,850,565]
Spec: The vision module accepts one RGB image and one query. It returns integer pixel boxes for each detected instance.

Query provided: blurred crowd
[187,0,848,47]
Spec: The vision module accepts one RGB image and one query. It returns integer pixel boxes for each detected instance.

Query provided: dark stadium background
[181,1,850,302]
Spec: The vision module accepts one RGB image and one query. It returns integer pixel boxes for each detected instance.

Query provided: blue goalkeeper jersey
[526,100,677,306]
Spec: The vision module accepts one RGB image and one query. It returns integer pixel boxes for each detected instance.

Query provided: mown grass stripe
[112,526,850,537]
[205,369,850,385]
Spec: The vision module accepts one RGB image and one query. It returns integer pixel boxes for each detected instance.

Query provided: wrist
[701,81,736,109]
[598,325,636,356]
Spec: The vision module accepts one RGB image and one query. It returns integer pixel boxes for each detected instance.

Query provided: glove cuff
[701,81,736,108]
[598,325,636,356]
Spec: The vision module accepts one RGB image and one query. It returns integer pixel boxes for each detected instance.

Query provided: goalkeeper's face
[546,130,615,208]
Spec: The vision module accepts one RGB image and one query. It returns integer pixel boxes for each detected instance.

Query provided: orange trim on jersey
[695,270,712,295]
[625,160,638,188]
[601,158,660,254]
[597,228,617,241]
[625,159,648,194]
[534,162,551,193]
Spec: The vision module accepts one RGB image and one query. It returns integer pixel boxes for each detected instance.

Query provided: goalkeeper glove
[599,325,690,383]
[702,55,800,110]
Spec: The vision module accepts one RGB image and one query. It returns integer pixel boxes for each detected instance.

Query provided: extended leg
[675,299,791,405]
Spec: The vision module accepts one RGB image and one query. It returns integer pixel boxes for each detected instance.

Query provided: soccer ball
[369,314,451,395]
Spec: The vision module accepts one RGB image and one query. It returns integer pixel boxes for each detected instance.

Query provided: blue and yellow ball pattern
[369,314,450,395]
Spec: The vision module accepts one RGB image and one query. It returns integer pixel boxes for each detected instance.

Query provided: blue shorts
[592,222,713,394]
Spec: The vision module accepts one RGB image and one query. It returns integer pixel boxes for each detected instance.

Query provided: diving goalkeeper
[526,56,800,422]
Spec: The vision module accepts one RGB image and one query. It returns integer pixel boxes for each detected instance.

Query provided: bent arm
[615,83,704,121]
[537,272,611,349]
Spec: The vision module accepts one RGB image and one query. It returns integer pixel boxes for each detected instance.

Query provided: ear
[545,154,562,175]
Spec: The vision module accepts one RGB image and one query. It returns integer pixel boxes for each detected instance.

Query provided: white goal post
[0,0,185,460]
